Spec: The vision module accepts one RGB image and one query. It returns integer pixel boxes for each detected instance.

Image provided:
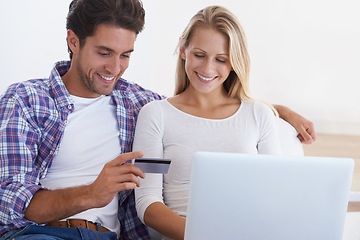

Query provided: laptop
[184,152,354,240]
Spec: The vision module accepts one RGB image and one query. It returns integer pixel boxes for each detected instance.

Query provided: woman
[134,5,282,239]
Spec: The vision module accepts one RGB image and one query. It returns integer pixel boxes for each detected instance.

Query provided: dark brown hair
[66,0,145,59]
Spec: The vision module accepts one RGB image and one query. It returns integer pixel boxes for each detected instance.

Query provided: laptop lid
[185,152,354,240]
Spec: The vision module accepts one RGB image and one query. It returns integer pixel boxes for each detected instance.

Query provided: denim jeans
[0,225,117,240]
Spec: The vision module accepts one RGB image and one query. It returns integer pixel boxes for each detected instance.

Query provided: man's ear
[67,29,80,56]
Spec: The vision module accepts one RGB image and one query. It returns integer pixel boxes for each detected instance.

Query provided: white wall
[1,0,359,135]
[0,1,70,86]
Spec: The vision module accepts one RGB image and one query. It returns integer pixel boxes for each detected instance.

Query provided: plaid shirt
[0,61,162,239]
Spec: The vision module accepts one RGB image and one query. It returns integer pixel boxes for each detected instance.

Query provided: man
[0,0,315,239]
[0,0,159,239]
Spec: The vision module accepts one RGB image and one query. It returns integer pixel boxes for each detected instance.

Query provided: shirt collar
[48,61,134,110]
[49,61,74,111]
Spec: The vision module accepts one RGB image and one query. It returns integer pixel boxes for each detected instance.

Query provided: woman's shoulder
[141,98,167,109]
[241,100,275,117]
[240,100,276,123]
[138,98,168,116]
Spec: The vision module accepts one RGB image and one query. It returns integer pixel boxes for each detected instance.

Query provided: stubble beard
[76,60,115,96]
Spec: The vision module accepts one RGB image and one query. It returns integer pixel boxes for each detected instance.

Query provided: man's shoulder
[2,61,68,99]
[0,79,59,125]
[113,78,163,104]
[2,78,51,101]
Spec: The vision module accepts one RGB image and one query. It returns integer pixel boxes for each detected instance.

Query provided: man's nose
[105,57,121,75]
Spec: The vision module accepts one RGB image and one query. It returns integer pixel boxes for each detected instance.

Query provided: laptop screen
[185,152,354,240]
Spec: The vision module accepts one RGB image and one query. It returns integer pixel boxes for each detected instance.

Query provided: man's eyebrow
[96,46,134,54]
[96,46,115,52]
[123,49,134,54]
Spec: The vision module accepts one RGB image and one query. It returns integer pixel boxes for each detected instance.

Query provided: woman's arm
[256,102,282,154]
[274,105,316,144]
[144,202,186,240]
[135,173,186,239]
[133,101,185,239]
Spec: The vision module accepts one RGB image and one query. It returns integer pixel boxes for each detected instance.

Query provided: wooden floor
[303,134,360,159]
[303,134,360,192]
[303,134,360,212]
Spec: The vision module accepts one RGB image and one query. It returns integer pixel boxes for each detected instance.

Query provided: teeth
[99,74,115,81]
[197,73,215,81]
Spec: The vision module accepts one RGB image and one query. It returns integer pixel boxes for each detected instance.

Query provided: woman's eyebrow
[193,48,228,56]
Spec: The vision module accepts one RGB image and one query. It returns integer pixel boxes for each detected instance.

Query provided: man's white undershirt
[40,94,121,236]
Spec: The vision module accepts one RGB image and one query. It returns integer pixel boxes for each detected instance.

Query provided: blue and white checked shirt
[0,61,162,239]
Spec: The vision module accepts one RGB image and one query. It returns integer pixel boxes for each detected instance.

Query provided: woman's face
[181,27,232,95]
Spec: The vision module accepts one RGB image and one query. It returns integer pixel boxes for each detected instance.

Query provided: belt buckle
[66,219,90,229]
[66,219,71,228]
[85,220,90,229]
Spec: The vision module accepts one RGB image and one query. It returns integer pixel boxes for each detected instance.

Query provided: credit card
[134,158,171,174]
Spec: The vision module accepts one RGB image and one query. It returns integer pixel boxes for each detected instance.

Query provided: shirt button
[67,105,72,110]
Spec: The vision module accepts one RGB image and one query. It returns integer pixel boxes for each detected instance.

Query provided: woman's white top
[133,99,281,223]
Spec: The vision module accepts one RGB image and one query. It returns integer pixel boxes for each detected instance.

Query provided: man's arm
[24,151,145,224]
[274,105,316,144]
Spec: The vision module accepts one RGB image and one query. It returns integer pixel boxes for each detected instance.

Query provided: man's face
[70,24,136,98]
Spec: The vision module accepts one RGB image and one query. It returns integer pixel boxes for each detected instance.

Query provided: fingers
[99,152,146,188]
[90,171,139,208]
[116,162,145,181]
[297,133,305,143]
[90,154,146,207]
[104,154,145,181]
[104,170,142,190]
[297,122,316,144]
[306,122,317,142]
[275,105,317,145]
[297,127,312,144]
[101,163,144,195]
[109,151,144,166]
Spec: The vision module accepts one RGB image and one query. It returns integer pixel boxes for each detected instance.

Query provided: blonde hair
[175,5,251,101]
[175,5,278,116]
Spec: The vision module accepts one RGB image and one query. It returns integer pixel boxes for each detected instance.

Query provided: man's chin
[95,86,116,96]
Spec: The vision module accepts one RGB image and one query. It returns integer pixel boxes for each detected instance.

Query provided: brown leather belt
[46,219,110,233]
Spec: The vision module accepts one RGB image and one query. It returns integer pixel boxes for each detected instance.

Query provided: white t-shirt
[40,95,121,236]
[133,99,281,223]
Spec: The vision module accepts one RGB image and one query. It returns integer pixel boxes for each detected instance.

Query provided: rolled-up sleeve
[0,88,45,234]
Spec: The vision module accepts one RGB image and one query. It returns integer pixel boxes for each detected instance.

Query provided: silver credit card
[134,158,171,174]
